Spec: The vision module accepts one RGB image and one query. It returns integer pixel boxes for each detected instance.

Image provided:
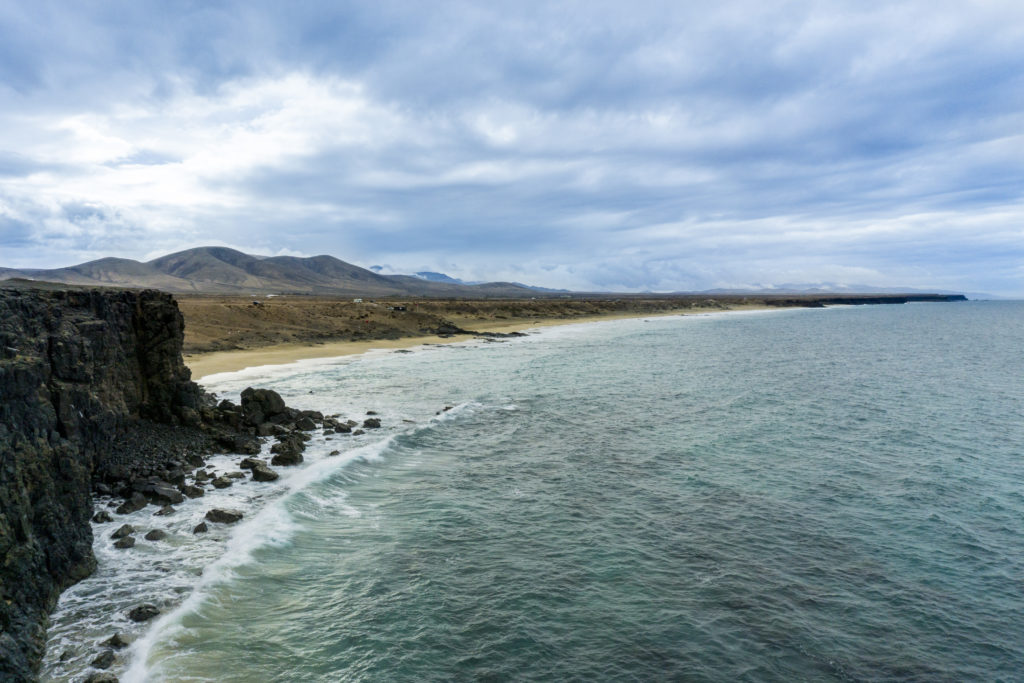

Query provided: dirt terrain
[176,295,744,354]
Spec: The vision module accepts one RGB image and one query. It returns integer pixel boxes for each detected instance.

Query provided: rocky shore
[0,284,341,681]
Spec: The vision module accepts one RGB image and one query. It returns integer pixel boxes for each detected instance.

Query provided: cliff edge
[0,285,202,680]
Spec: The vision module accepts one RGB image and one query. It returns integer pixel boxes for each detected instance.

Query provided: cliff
[0,284,203,680]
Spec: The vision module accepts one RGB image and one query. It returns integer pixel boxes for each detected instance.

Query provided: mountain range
[0,247,553,297]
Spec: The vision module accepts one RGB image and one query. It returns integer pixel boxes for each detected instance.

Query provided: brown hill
[0,247,548,297]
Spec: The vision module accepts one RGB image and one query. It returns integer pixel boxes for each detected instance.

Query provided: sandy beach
[184,306,767,379]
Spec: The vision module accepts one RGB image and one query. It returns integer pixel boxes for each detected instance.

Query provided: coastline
[184,305,769,379]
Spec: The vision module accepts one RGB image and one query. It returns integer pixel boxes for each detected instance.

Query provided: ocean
[42,302,1024,681]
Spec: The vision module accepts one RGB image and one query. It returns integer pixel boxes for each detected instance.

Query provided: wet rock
[194,470,211,482]
[85,672,119,682]
[270,436,304,466]
[211,476,233,489]
[366,410,378,416]
[102,633,132,650]
[231,433,262,455]
[240,387,287,426]
[91,649,116,669]
[226,471,246,479]
[113,536,135,549]
[329,450,340,456]
[295,416,317,431]
[92,511,114,524]
[363,418,381,428]
[192,522,208,534]
[144,529,168,541]
[116,492,148,515]
[299,409,324,421]
[143,482,184,506]
[251,464,280,482]
[352,429,365,436]
[110,524,135,539]
[128,604,160,622]
[180,484,205,498]
[238,457,266,470]
[205,508,244,524]
[255,422,276,437]
[153,505,176,516]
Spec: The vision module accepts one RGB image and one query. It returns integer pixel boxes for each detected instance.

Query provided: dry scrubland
[176,295,755,355]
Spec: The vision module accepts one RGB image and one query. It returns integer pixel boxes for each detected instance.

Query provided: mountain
[0,247,563,297]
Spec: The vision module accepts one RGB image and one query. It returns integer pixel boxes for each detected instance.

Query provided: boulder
[91,650,116,669]
[255,422,276,437]
[205,508,244,524]
[238,457,266,470]
[110,524,135,539]
[193,470,211,482]
[270,436,305,466]
[144,529,167,541]
[295,416,317,431]
[92,511,114,524]
[180,484,205,499]
[211,476,233,489]
[102,633,132,650]
[114,537,135,549]
[231,433,262,455]
[84,672,119,683]
[329,450,340,456]
[127,604,160,622]
[153,505,176,516]
[116,492,147,514]
[363,418,381,428]
[240,387,287,425]
[192,522,208,534]
[251,464,279,482]
[143,483,184,506]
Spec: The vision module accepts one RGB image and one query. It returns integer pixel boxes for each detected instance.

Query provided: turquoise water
[55,303,1024,681]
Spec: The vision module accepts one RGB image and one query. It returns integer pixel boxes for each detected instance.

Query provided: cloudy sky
[1,1,1023,294]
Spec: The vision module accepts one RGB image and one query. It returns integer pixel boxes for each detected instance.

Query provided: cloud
[1,1,1023,294]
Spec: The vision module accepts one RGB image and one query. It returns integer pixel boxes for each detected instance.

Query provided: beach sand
[184,306,770,379]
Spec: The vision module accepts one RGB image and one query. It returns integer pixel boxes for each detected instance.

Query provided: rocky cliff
[0,284,204,680]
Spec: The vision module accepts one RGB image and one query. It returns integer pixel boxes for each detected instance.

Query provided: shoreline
[185,306,768,379]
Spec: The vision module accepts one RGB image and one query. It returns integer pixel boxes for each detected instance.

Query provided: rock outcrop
[0,285,204,680]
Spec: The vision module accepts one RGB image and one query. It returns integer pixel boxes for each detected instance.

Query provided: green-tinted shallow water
[58,302,1024,682]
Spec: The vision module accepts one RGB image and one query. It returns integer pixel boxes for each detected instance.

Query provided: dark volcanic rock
[270,435,305,466]
[0,284,320,678]
[295,416,317,431]
[205,508,244,524]
[238,457,266,470]
[192,522,208,534]
[211,476,233,489]
[141,481,184,506]
[92,511,114,523]
[363,417,381,428]
[91,649,116,669]
[85,672,119,683]
[144,529,167,541]
[153,505,176,516]
[102,633,132,650]
[116,492,148,515]
[113,537,135,550]
[251,464,280,482]
[240,387,287,426]
[110,524,134,540]
[127,604,160,622]
[180,484,205,498]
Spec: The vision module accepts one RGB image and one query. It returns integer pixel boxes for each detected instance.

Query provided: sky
[1,1,1023,295]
